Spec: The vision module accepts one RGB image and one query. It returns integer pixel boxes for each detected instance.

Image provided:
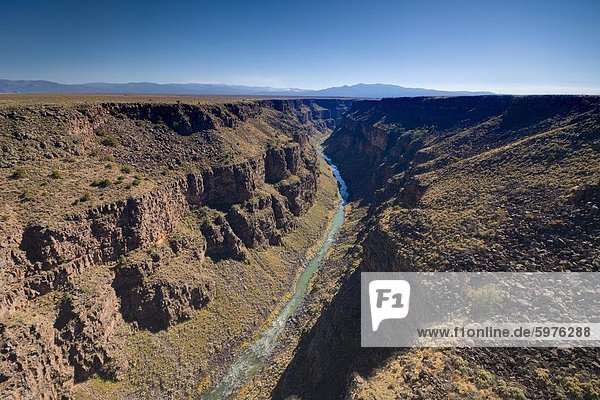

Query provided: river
[200,153,348,399]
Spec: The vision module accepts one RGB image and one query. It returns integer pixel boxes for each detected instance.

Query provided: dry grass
[348,349,527,400]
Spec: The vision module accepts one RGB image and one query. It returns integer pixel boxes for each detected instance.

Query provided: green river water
[201,153,348,399]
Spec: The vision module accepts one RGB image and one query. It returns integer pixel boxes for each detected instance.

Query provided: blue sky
[1,0,599,93]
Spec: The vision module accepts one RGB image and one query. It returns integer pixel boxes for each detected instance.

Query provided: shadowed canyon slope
[271,95,600,400]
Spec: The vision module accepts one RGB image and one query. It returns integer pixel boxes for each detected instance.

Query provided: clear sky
[1,0,599,94]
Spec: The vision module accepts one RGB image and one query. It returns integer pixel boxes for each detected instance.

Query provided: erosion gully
[201,153,348,399]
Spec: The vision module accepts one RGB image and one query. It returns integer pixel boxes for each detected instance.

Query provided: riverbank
[237,198,366,399]
[200,152,348,399]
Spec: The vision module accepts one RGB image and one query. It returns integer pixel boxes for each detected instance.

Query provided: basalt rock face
[0,97,351,399]
[1,315,72,400]
[227,193,286,248]
[112,233,211,332]
[1,270,126,400]
[325,95,600,199]
[276,96,600,399]
[18,179,193,299]
[54,275,127,383]
[200,215,247,260]
[114,266,212,332]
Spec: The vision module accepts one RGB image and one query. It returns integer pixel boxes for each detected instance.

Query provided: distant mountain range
[0,79,494,98]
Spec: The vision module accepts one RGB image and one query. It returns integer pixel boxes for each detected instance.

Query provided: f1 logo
[369,280,411,331]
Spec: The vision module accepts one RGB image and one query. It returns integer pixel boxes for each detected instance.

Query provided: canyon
[259,95,600,400]
[1,94,599,399]
[0,96,349,398]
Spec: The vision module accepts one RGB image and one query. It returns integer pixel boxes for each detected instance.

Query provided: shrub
[60,291,74,305]
[92,178,112,188]
[100,136,119,147]
[132,177,141,186]
[50,169,62,179]
[78,285,93,295]
[121,164,133,174]
[116,175,125,184]
[469,283,502,316]
[103,154,115,162]
[80,192,91,202]
[20,191,33,201]
[117,255,127,265]
[11,167,25,179]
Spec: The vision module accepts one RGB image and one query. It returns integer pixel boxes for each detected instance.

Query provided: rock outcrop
[54,274,127,383]
[18,179,193,299]
[200,214,247,261]
[113,258,212,332]
[1,315,72,400]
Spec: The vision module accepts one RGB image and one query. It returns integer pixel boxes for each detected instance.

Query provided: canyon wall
[275,95,600,399]
[0,98,350,399]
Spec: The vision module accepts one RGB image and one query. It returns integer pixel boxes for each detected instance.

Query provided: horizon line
[1,78,599,96]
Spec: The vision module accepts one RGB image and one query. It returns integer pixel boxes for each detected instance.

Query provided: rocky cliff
[274,96,600,399]
[0,97,350,399]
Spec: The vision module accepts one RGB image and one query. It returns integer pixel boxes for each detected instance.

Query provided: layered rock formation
[0,97,350,398]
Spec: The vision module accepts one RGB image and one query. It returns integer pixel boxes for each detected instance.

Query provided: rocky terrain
[0,96,350,399]
[2,94,599,400]
[242,96,600,399]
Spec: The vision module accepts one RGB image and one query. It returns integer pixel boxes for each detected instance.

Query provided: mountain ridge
[0,79,494,98]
